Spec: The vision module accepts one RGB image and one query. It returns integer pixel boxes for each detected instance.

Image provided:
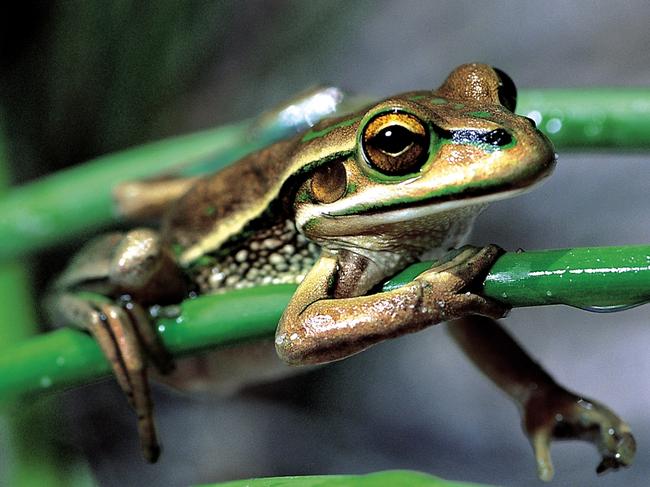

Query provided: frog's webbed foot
[524,388,635,481]
[54,294,162,461]
[415,244,509,320]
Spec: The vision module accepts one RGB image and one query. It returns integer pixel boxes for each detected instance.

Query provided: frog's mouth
[330,161,554,222]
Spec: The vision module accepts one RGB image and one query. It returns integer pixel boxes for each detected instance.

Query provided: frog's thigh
[156,340,314,395]
[53,229,181,299]
[50,228,179,371]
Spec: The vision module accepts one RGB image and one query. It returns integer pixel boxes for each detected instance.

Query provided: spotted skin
[192,220,320,293]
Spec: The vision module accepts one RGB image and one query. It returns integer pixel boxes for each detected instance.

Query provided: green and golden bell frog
[50,64,635,481]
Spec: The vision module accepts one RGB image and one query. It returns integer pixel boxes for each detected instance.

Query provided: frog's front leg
[47,229,187,461]
[448,316,635,481]
[276,245,508,365]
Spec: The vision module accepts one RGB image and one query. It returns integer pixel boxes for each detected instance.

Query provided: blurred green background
[2,1,650,486]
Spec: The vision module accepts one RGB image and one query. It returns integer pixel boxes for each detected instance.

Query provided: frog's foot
[524,388,635,481]
[52,293,162,462]
[415,244,509,320]
[122,299,174,375]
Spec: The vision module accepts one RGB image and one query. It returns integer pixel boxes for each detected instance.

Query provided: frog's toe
[415,245,509,321]
[455,292,509,320]
[48,292,162,462]
[96,302,161,462]
[566,396,635,475]
[530,429,555,482]
[421,244,504,288]
[596,434,635,474]
[448,244,505,284]
[595,420,635,474]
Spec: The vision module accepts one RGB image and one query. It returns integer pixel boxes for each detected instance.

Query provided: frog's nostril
[524,116,537,128]
[479,128,512,147]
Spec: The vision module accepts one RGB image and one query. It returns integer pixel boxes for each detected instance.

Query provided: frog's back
[163,139,295,254]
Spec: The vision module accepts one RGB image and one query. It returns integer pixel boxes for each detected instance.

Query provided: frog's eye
[362,112,429,176]
[310,160,347,203]
[493,67,517,112]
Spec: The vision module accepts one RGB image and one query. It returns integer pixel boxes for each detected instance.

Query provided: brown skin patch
[436,63,505,105]
[332,250,369,299]
[161,112,362,262]
[114,176,199,220]
[162,139,297,251]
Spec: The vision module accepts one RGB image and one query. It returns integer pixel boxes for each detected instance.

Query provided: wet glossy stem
[0,89,649,261]
[0,245,648,402]
[386,245,650,310]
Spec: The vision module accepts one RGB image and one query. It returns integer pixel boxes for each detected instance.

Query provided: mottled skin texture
[49,64,634,480]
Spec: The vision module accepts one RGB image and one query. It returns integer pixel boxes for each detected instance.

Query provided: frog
[48,64,635,481]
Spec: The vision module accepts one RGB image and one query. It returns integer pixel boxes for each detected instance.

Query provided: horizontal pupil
[373,126,416,154]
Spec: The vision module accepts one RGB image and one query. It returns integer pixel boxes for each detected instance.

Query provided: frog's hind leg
[54,230,186,368]
[47,229,187,461]
[447,315,635,481]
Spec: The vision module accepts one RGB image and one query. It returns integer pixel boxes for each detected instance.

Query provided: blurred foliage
[2,1,228,180]
[0,0,360,183]
[1,113,94,487]
[210,470,491,487]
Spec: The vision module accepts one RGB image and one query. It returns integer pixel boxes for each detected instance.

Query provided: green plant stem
[0,120,256,261]
[204,470,491,487]
[387,245,650,309]
[0,115,93,487]
[0,246,648,403]
[518,89,650,149]
[0,89,649,261]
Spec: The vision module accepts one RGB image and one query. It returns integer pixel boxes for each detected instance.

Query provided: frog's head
[293,63,556,253]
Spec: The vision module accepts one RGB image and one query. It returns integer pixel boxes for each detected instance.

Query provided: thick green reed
[0,246,648,402]
[0,116,93,487]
